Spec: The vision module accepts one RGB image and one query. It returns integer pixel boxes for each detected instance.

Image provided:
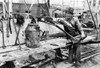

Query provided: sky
[0,0,85,8]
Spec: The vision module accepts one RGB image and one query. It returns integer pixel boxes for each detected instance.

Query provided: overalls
[63,18,82,63]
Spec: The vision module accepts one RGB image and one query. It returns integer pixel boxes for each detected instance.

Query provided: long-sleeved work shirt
[57,17,84,37]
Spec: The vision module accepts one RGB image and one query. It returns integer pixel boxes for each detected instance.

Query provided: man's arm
[75,17,85,38]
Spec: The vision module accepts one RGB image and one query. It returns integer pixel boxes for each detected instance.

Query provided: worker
[36,7,85,65]
[57,7,85,66]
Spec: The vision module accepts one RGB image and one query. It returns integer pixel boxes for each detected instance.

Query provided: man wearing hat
[37,7,85,65]
[57,7,85,65]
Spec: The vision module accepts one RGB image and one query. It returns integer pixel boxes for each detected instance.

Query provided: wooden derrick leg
[15,26,21,50]
[12,19,20,44]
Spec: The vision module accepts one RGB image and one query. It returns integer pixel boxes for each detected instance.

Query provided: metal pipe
[41,19,76,40]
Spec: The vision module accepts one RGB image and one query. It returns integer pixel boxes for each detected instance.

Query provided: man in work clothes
[57,7,85,65]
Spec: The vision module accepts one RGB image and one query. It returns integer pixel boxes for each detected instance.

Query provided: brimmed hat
[64,7,74,15]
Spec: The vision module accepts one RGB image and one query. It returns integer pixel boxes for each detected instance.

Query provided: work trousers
[68,43,81,63]
[55,44,81,63]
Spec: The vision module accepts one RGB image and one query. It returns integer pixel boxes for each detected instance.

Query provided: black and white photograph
[0,0,100,68]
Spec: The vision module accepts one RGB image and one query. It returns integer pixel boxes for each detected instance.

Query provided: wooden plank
[0,38,67,54]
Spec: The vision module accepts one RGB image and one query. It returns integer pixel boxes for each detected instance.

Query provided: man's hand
[57,19,66,25]
[81,32,86,39]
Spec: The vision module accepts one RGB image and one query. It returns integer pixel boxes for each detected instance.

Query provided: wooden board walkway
[0,38,68,67]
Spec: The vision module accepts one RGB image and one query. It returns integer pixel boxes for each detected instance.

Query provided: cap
[65,7,74,15]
